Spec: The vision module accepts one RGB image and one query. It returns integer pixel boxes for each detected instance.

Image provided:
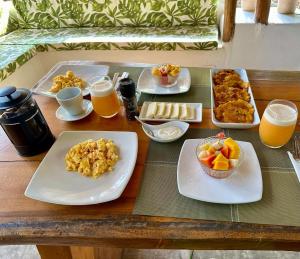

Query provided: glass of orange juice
[89,76,120,118]
[259,99,298,148]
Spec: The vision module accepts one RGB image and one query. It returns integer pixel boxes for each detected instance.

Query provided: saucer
[56,99,93,122]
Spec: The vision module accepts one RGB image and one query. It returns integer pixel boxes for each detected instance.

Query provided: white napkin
[287,151,300,183]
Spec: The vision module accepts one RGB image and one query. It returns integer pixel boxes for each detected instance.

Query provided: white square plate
[139,102,202,123]
[25,131,138,205]
[177,139,263,204]
[33,62,109,98]
[210,68,260,129]
[137,68,191,95]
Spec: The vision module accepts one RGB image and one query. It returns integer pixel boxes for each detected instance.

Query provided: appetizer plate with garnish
[139,101,202,123]
[177,137,263,204]
[25,131,138,205]
[210,68,260,129]
[32,62,109,98]
[137,66,191,95]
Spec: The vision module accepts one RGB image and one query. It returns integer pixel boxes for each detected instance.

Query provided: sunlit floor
[0,245,300,259]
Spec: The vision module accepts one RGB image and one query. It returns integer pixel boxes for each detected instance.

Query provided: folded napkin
[287,151,300,183]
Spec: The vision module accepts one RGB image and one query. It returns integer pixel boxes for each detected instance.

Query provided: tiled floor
[0,246,300,259]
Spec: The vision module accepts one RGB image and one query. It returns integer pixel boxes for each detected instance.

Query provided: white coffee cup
[56,87,84,116]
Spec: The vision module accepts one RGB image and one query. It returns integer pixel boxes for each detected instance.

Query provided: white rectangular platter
[210,68,260,129]
[139,101,202,123]
[25,131,138,205]
[177,139,263,204]
[32,62,109,98]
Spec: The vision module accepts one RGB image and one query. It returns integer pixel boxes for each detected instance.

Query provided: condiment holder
[135,117,189,143]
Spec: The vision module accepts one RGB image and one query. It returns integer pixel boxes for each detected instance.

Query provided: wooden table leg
[93,247,123,259]
[36,245,72,259]
[70,246,123,259]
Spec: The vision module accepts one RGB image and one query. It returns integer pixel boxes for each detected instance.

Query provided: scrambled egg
[65,138,119,178]
[49,70,86,93]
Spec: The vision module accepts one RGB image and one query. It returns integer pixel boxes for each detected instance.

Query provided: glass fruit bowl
[152,73,179,88]
[195,137,244,179]
[151,64,180,88]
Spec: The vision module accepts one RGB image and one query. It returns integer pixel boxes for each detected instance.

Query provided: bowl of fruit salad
[151,64,181,87]
[196,137,243,179]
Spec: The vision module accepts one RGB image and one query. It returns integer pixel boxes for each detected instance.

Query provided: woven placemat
[107,66,211,107]
[138,86,211,107]
[133,129,300,226]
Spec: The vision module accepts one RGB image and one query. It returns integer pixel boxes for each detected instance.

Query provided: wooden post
[255,0,271,24]
[222,0,237,42]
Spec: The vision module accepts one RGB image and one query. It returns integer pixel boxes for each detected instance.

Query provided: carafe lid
[0,86,31,110]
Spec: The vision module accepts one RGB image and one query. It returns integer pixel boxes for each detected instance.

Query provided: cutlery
[121,72,129,79]
[135,116,154,136]
[287,135,300,183]
[112,72,119,89]
[293,135,300,160]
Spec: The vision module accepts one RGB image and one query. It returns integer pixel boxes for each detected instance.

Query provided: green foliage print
[10,0,217,29]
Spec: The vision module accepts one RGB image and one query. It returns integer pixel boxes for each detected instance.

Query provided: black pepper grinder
[119,78,139,120]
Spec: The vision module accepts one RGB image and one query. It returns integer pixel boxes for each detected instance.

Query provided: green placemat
[133,129,300,226]
[153,85,211,108]
[107,65,211,107]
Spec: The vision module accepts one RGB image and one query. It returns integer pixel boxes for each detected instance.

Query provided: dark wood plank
[1,215,300,251]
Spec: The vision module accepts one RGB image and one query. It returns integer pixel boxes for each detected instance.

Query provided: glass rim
[268,99,298,113]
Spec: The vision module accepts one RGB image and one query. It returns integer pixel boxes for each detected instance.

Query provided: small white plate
[25,131,138,205]
[210,68,260,129]
[56,99,93,122]
[139,102,202,123]
[177,139,263,204]
[137,68,191,95]
[33,63,109,98]
[142,121,189,143]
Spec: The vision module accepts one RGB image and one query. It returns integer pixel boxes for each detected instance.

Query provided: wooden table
[1,68,300,259]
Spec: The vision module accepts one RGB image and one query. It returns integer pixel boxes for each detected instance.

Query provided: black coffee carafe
[0,86,55,156]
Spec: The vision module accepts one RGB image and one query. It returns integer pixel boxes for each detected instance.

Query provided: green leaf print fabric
[10,0,217,29]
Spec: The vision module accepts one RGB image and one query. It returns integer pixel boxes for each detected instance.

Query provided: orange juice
[90,78,120,118]
[259,101,298,148]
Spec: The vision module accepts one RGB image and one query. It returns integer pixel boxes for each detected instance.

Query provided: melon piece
[199,143,211,151]
[224,138,240,159]
[221,145,230,159]
[198,150,209,159]
[207,146,216,155]
[213,160,230,171]
[212,140,223,150]
[212,153,228,164]
[200,154,216,168]
[230,159,239,168]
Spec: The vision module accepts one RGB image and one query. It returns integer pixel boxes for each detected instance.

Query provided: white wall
[221,8,300,71]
